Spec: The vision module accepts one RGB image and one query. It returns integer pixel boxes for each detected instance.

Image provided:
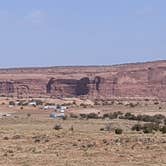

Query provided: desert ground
[0,97,166,166]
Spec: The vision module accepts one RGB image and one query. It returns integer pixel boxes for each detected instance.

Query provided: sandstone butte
[0,60,166,100]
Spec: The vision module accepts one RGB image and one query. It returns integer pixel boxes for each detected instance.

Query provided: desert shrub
[148,123,160,131]
[154,101,159,105]
[100,127,105,131]
[124,112,137,120]
[119,115,124,119]
[102,112,123,120]
[109,112,119,119]
[142,127,153,134]
[132,123,160,133]
[17,101,22,106]
[80,103,88,108]
[129,103,138,108]
[140,115,154,122]
[3,136,9,140]
[131,124,142,131]
[20,106,24,110]
[124,112,132,118]
[62,115,67,120]
[94,101,100,105]
[117,111,123,116]
[27,113,31,118]
[141,114,163,124]
[87,113,98,119]
[153,114,165,120]
[115,128,123,134]
[70,113,78,119]
[45,103,55,106]
[136,114,143,121]
[9,101,15,106]
[80,113,87,119]
[128,114,137,120]
[142,123,159,133]
[53,124,62,130]
[122,113,165,124]
[164,119,166,125]
[160,126,166,134]
[102,113,109,119]
[103,101,108,105]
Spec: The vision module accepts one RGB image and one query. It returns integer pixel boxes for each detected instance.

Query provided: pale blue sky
[0,0,166,67]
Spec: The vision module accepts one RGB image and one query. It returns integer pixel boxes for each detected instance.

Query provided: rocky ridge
[0,60,166,100]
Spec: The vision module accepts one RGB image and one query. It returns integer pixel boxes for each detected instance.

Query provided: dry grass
[0,101,166,165]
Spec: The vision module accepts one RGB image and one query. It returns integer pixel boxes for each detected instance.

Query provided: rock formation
[0,60,166,100]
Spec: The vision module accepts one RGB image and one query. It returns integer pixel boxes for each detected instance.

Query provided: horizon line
[0,59,166,70]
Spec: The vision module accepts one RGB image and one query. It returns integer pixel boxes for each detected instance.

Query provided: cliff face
[1,60,166,100]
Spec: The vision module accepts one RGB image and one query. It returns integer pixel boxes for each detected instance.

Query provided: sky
[0,0,166,68]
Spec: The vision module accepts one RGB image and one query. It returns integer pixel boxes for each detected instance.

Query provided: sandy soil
[0,99,166,165]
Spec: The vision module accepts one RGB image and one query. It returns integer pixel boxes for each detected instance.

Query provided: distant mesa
[0,60,166,100]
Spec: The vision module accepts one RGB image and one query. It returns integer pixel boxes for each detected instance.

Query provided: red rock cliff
[0,60,166,100]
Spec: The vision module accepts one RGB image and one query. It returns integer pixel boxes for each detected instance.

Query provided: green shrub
[131,124,142,131]
[102,113,109,119]
[142,123,159,133]
[160,126,166,134]
[129,103,138,108]
[154,101,159,105]
[80,103,88,108]
[87,113,98,119]
[143,127,153,134]
[115,128,123,134]
[53,124,62,130]
[109,112,118,119]
[80,114,87,119]
[27,113,31,118]
[70,113,78,119]
[102,112,123,120]
[124,112,137,120]
[9,101,15,106]
[123,113,165,124]
[132,123,160,133]
[100,127,105,131]
[164,119,166,125]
